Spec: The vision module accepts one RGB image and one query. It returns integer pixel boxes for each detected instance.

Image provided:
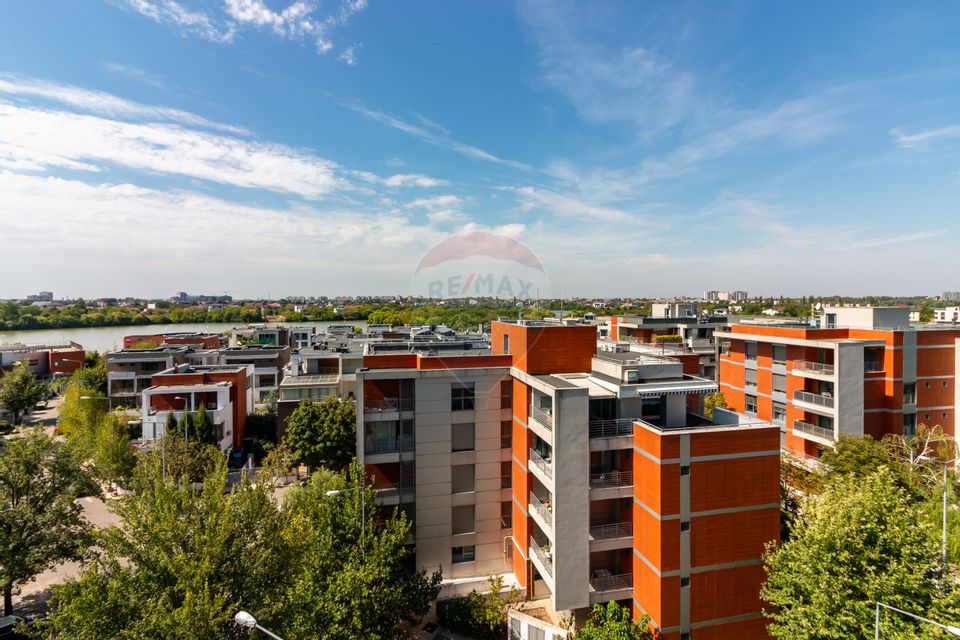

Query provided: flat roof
[280,374,340,386]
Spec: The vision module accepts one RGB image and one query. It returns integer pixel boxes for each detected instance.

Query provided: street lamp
[326,485,366,562]
[875,602,960,638]
[917,455,954,567]
[234,611,285,640]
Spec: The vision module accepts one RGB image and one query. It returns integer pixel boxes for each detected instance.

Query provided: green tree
[763,468,942,640]
[73,354,107,396]
[0,429,93,614]
[436,576,519,639]
[92,413,137,488]
[0,361,43,425]
[572,601,653,640]
[277,464,442,639]
[702,391,728,419]
[281,397,357,470]
[819,434,894,479]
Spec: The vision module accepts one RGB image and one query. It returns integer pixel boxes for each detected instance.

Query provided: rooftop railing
[589,572,633,592]
[589,471,633,489]
[794,360,835,376]
[588,418,634,439]
[793,390,835,409]
[793,420,835,441]
[589,522,633,541]
[529,404,553,430]
[528,448,553,480]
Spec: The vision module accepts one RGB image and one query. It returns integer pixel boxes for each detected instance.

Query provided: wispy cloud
[509,186,636,222]
[405,195,461,209]
[101,62,169,90]
[0,73,249,135]
[335,98,533,172]
[338,44,360,65]
[115,0,367,55]
[890,124,960,149]
[381,173,447,188]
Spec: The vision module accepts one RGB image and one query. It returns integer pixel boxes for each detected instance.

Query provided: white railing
[794,360,835,376]
[529,448,553,480]
[588,419,634,439]
[590,572,633,592]
[589,471,633,489]
[529,492,553,531]
[589,522,633,541]
[529,404,553,430]
[794,390,835,409]
[793,420,835,441]
[529,536,553,577]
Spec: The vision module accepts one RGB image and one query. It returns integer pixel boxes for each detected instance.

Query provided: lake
[0,321,367,353]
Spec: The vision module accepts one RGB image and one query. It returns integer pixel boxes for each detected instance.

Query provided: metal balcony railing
[794,360,835,376]
[588,419,634,439]
[589,522,633,541]
[528,448,553,480]
[529,404,553,430]
[864,361,884,373]
[364,435,415,455]
[793,420,835,441]
[590,572,633,592]
[529,537,553,577]
[529,492,553,530]
[372,482,415,499]
[364,396,414,412]
[794,390,835,409]
[589,471,633,489]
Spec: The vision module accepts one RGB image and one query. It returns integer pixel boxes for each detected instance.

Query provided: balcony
[794,360,835,377]
[589,522,633,541]
[364,435,414,456]
[793,390,835,414]
[529,536,553,578]
[589,471,633,489]
[589,571,633,593]
[363,396,414,413]
[529,492,553,535]
[793,420,835,444]
[529,448,553,481]
[529,404,553,430]
[588,418,634,439]
[372,482,415,503]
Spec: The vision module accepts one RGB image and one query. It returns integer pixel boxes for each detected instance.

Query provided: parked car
[0,615,26,640]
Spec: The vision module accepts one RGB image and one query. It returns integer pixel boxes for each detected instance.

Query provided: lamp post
[326,484,366,562]
[918,455,954,567]
[234,611,285,640]
[874,602,960,639]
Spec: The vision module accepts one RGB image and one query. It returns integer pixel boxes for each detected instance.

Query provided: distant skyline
[0,1,958,298]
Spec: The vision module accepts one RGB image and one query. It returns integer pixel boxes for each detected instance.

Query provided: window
[500,380,513,408]
[903,383,916,404]
[452,545,475,564]
[501,461,512,488]
[501,420,512,448]
[502,334,510,354]
[680,634,690,640]
[680,521,690,532]
[452,383,475,411]
[903,413,917,437]
[452,505,475,535]
[773,345,786,365]
[529,627,545,640]
[745,368,758,391]
[680,465,690,476]
[501,501,512,529]
[745,342,757,362]
[452,464,475,493]
[773,374,787,394]
[451,423,475,452]
[680,577,690,588]
[944,412,949,419]
[745,395,758,415]
[773,402,786,425]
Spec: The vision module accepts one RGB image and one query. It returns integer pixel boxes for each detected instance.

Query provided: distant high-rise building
[25,291,53,302]
[731,290,749,302]
[703,290,720,302]
[942,291,960,302]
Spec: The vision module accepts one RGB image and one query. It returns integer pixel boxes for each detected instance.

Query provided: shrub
[436,576,517,639]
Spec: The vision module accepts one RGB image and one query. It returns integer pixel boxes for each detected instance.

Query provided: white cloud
[382,173,448,188]
[426,209,467,223]
[406,195,461,209]
[890,124,960,149]
[338,44,360,65]
[0,73,249,135]
[0,103,341,198]
[510,186,636,222]
[101,62,170,90]
[118,0,235,43]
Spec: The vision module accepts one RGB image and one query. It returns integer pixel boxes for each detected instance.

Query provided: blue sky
[0,0,957,299]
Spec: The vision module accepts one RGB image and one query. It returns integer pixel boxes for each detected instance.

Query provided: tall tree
[73,353,107,397]
[281,397,357,470]
[763,467,942,639]
[0,429,93,614]
[572,602,653,640]
[0,361,43,425]
[92,413,137,488]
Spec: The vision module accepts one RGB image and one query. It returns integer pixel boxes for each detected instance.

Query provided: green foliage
[762,468,943,640]
[436,576,519,639]
[57,383,135,487]
[73,354,107,396]
[572,601,653,640]
[702,391,728,419]
[282,397,357,471]
[92,413,137,487]
[0,429,93,614]
[0,361,43,425]
[819,434,893,479]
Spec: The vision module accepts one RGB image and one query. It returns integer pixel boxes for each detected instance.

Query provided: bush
[436,576,517,639]
[0,420,11,434]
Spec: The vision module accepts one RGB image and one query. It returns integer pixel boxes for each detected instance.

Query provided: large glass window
[452,383,475,411]
[903,383,917,404]
[452,545,475,564]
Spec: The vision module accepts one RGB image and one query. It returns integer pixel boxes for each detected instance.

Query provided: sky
[0,1,958,299]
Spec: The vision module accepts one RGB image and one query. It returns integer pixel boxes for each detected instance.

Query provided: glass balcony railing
[793,390,835,409]
[794,360,835,376]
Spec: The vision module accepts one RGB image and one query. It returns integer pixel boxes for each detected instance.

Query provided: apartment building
[230,325,315,349]
[139,363,254,450]
[218,345,289,402]
[0,342,85,378]
[609,314,728,380]
[107,346,195,408]
[942,292,960,302]
[277,338,363,431]
[354,320,779,638]
[716,306,960,459]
